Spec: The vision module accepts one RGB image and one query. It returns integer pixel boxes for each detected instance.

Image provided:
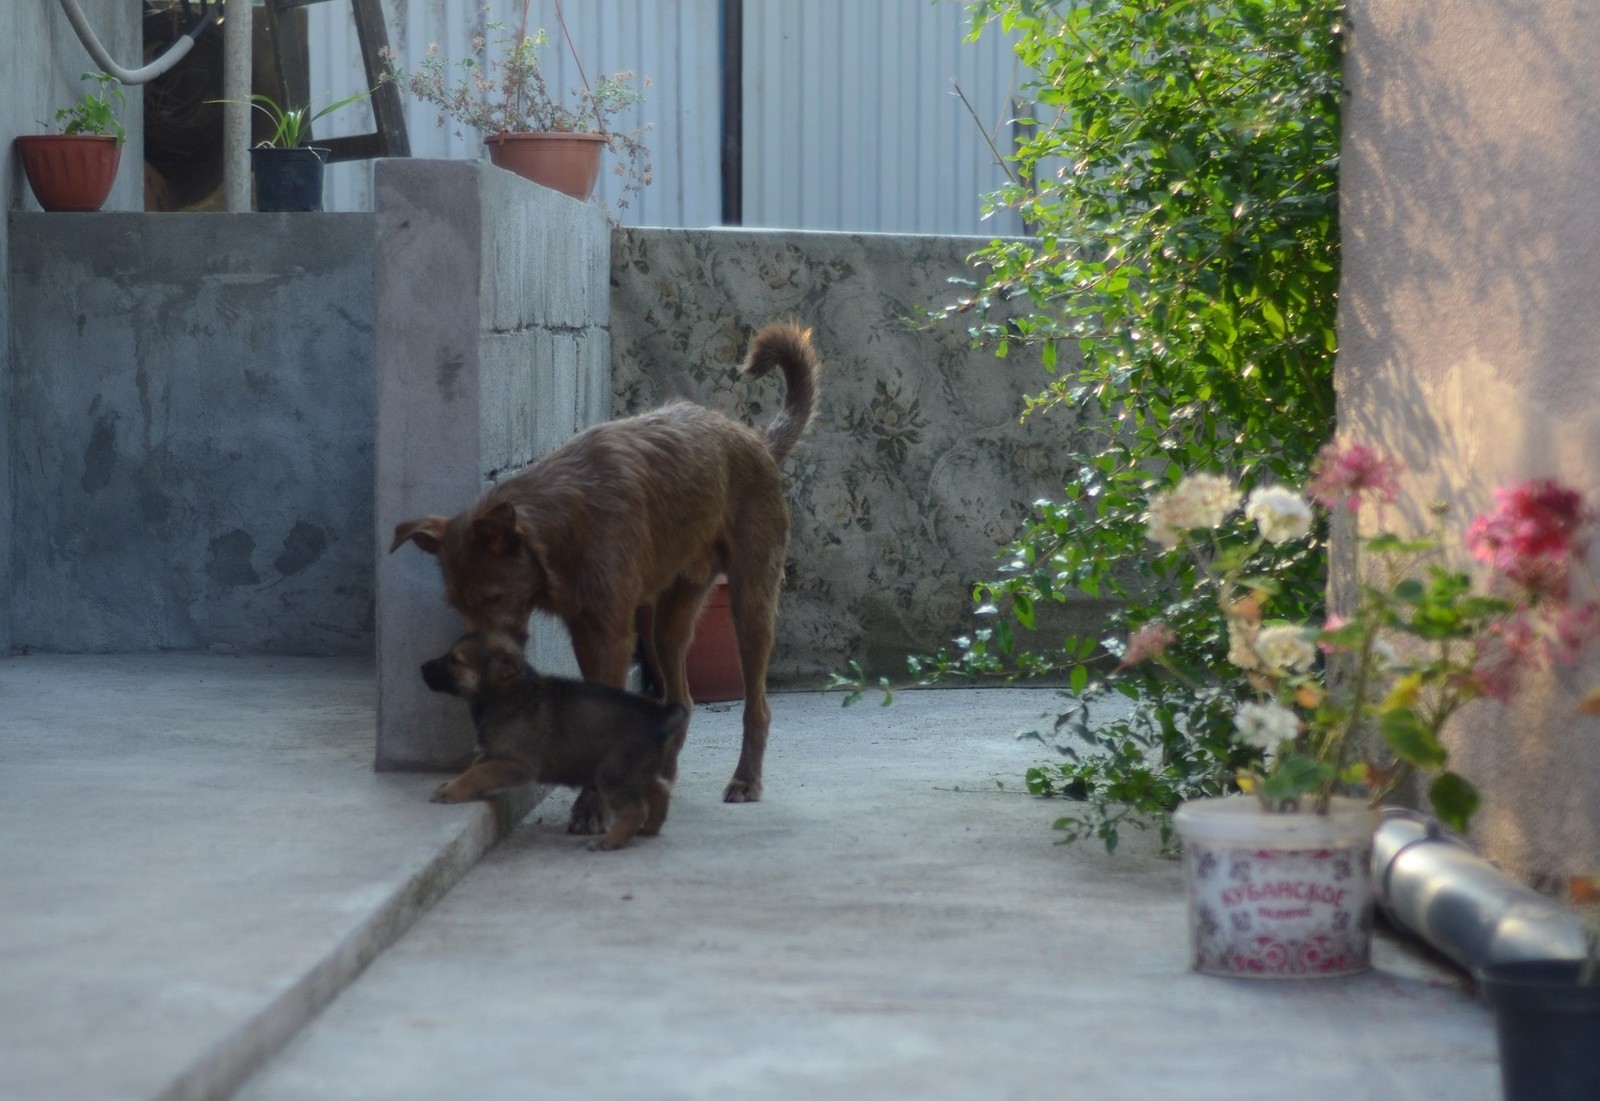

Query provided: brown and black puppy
[422,631,688,852]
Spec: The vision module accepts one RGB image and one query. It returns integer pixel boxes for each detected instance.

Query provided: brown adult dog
[422,631,688,851]
[391,322,819,828]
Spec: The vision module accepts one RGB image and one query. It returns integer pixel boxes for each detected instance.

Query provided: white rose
[1146,473,1240,548]
[1245,485,1314,544]
[1252,623,1318,673]
[1227,620,1261,671]
[1234,701,1300,751]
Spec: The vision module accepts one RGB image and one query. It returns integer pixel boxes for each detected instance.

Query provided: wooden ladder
[260,0,411,162]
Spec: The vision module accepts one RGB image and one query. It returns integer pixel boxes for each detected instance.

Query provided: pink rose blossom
[1307,440,1402,513]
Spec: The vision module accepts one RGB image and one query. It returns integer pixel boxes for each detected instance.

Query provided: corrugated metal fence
[305,0,1025,234]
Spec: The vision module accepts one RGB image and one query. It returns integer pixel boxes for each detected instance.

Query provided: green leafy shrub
[911,0,1346,851]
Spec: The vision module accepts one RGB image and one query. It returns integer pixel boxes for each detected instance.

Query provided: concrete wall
[611,229,1104,684]
[8,213,375,654]
[1340,1,1600,885]
[2,2,142,652]
[374,160,610,770]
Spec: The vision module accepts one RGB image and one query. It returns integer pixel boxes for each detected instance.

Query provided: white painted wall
[304,0,1024,233]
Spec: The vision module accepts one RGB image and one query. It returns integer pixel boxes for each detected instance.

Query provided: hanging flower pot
[15,134,122,212]
[1173,795,1377,979]
[250,146,330,212]
[1481,959,1600,1101]
[483,132,607,201]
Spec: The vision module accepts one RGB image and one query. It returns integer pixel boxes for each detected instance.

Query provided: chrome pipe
[1373,808,1589,973]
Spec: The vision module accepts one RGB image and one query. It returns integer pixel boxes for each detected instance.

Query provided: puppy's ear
[471,501,527,557]
[485,646,525,689]
[391,517,448,555]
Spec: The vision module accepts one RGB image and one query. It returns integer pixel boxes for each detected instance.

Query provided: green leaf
[1260,754,1324,802]
[1380,708,1448,768]
[1428,772,1481,834]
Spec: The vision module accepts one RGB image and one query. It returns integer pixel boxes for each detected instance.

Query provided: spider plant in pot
[380,2,652,207]
[16,71,126,212]
[210,90,371,212]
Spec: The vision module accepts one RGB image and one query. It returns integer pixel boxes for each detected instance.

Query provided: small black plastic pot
[1481,960,1600,1101]
[250,146,330,212]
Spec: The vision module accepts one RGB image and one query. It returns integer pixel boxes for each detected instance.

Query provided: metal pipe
[222,0,253,213]
[1373,808,1589,973]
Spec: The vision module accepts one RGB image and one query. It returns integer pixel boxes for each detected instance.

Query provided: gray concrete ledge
[0,654,542,1101]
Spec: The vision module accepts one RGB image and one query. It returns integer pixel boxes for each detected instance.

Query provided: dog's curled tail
[742,321,819,463]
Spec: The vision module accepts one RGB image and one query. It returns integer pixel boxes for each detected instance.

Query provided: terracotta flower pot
[15,134,121,212]
[685,577,743,703]
[483,131,607,201]
[1173,795,1378,978]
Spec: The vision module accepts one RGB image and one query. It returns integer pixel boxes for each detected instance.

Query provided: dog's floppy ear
[390,517,448,555]
[471,501,527,557]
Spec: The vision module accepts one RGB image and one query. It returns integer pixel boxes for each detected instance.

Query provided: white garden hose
[56,0,222,86]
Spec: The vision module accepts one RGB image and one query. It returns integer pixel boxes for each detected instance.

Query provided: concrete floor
[1,655,1500,1101]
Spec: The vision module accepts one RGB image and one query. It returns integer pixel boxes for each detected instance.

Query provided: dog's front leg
[432,758,536,803]
[567,619,639,834]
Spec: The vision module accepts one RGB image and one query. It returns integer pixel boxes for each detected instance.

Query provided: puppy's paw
[587,838,628,852]
[431,780,475,804]
[566,791,606,835]
[722,778,762,804]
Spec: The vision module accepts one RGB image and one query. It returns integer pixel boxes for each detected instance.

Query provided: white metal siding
[304,0,1023,234]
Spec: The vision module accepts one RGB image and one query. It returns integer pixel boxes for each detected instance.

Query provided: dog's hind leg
[722,546,783,804]
[648,578,714,781]
[592,795,648,851]
[638,777,672,836]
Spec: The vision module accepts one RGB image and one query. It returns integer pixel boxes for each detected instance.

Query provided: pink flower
[1472,618,1536,702]
[1466,480,1592,585]
[1550,601,1600,665]
[1307,440,1402,513]
[1120,621,1177,667]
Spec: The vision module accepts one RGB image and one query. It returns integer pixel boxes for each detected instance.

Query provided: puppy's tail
[742,322,820,463]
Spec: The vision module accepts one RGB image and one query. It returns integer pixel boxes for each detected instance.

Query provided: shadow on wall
[1336,0,1600,882]
[609,228,1114,685]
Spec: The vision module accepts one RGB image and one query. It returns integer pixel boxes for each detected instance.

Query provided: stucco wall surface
[3,3,142,652]
[1340,1,1600,883]
[8,213,375,655]
[611,228,1106,684]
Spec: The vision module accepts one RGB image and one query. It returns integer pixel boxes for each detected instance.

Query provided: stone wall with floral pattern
[611,229,1111,686]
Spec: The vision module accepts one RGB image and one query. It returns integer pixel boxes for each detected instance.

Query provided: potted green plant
[15,71,126,212]
[380,7,652,208]
[210,90,370,212]
[1131,441,1600,978]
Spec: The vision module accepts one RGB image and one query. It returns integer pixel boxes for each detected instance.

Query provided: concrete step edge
[152,786,549,1101]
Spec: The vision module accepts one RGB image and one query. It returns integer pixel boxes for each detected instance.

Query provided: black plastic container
[250,146,329,212]
[1481,960,1600,1101]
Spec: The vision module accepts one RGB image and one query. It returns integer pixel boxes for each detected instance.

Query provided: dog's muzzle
[420,657,456,695]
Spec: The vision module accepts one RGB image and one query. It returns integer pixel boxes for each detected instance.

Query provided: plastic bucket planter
[1173,795,1377,978]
